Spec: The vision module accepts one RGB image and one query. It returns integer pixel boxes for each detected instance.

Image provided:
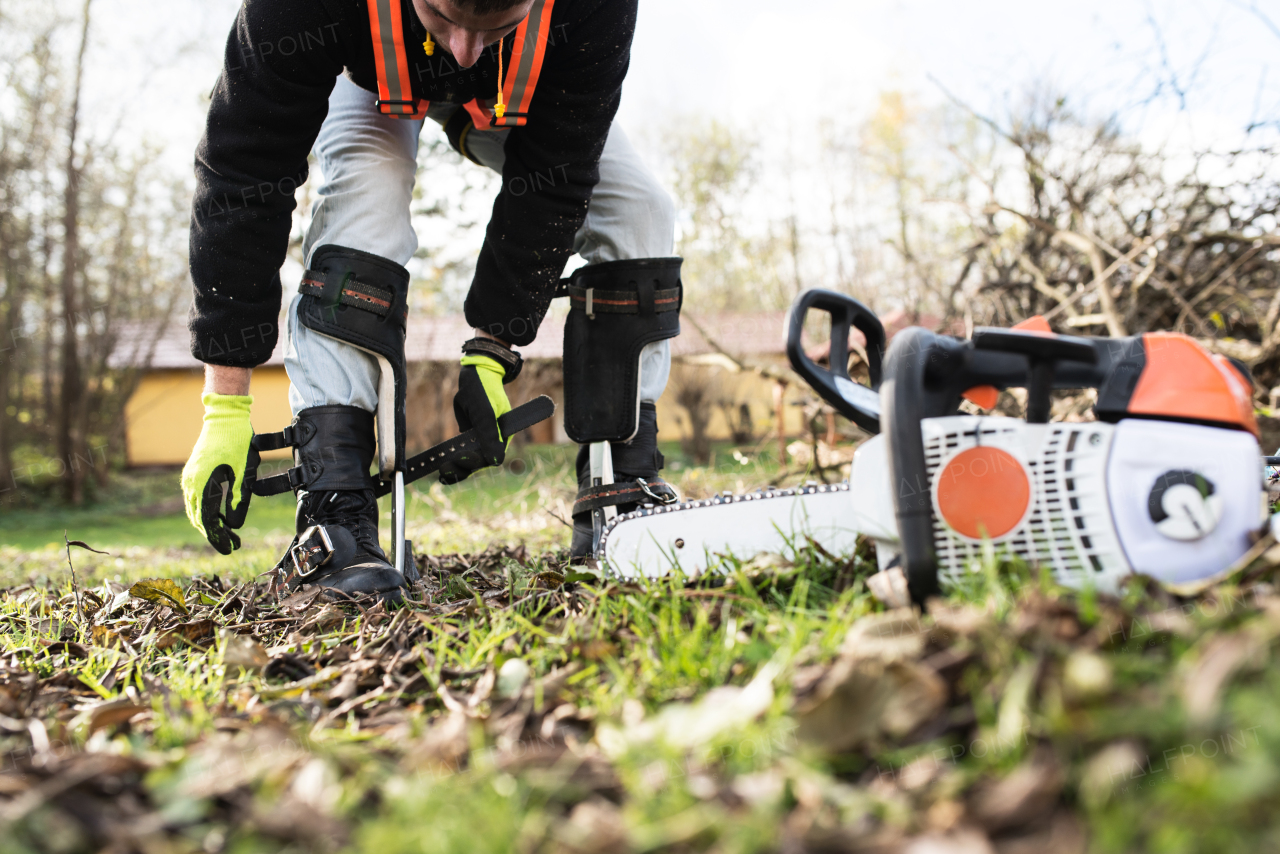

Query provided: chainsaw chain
[597,480,852,557]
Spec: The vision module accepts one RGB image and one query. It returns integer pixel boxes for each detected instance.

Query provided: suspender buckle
[376,99,421,116]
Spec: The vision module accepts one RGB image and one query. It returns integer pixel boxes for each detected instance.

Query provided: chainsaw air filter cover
[918,416,1265,592]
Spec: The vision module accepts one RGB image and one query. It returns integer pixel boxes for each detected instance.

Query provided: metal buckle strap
[564,285,681,314]
[636,477,678,505]
[251,465,309,497]
[368,0,429,118]
[573,479,678,515]
[300,273,398,318]
[461,337,524,382]
[290,525,335,579]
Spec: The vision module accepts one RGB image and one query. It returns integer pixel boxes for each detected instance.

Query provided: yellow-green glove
[181,393,257,554]
[443,354,512,484]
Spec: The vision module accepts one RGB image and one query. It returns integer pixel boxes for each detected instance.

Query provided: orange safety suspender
[368,0,556,129]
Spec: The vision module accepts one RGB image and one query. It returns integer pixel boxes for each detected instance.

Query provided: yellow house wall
[653,368,813,444]
[126,362,819,467]
[125,367,295,466]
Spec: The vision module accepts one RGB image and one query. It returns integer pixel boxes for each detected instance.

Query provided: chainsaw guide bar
[598,481,860,580]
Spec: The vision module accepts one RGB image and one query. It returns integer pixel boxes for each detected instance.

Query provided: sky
[62,0,1279,301]
[79,0,1279,172]
[625,1,1277,154]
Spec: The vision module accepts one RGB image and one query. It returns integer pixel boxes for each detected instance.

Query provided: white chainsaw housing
[858,416,1265,592]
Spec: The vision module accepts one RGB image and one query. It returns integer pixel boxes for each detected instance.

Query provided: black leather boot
[277,405,407,603]
[570,403,678,559]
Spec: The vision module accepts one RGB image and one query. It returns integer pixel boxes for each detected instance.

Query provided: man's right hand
[181,392,257,554]
[441,355,512,484]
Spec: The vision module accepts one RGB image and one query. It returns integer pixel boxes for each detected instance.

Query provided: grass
[0,440,797,588]
[0,440,781,554]
[5,442,1280,852]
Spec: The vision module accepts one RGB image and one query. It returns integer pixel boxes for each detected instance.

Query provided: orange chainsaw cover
[1129,333,1258,439]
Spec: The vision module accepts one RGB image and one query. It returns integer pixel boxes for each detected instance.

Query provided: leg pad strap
[253,405,376,496]
[573,477,677,515]
[560,257,683,443]
[296,244,409,476]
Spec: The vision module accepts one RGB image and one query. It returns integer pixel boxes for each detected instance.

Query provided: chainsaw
[599,289,1269,603]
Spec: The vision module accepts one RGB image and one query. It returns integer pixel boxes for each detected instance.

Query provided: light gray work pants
[285,74,675,416]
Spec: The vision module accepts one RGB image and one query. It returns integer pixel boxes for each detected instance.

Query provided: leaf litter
[3,542,1280,851]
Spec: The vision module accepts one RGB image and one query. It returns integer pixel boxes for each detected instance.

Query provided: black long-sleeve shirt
[189,0,636,365]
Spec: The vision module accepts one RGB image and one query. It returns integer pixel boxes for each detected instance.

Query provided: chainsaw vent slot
[924,417,1131,591]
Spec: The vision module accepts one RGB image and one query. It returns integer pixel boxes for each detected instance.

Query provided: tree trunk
[0,245,17,488]
[56,0,91,505]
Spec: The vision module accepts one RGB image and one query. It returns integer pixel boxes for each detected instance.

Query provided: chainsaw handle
[785,289,885,434]
[971,328,1097,423]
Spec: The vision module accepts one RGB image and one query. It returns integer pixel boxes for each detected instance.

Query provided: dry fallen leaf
[278,587,323,612]
[612,662,779,751]
[796,656,946,752]
[867,567,912,609]
[90,626,125,648]
[1079,742,1147,809]
[1181,630,1263,724]
[157,619,216,649]
[439,667,496,717]
[404,711,472,773]
[555,798,629,854]
[903,827,995,854]
[129,578,189,615]
[39,639,89,659]
[929,600,994,639]
[65,540,109,555]
[843,609,927,662]
[222,633,269,670]
[968,756,1063,831]
[87,698,150,734]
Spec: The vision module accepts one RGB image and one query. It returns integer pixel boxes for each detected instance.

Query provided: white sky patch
[57,0,1280,306]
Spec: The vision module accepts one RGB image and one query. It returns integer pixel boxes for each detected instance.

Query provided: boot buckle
[291,525,335,579]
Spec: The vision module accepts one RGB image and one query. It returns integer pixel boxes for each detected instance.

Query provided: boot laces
[303,489,384,557]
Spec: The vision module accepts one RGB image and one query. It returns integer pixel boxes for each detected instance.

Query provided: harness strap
[554,284,681,315]
[248,420,319,495]
[369,0,555,127]
[368,0,428,118]
[489,0,556,128]
[299,270,405,320]
[252,466,309,497]
[573,478,678,515]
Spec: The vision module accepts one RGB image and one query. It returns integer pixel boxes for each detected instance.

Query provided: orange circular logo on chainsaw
[935,446,1031,540]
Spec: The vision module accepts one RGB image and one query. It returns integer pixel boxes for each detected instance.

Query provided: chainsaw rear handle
[884,327,1111,603]
[785,289,886,434]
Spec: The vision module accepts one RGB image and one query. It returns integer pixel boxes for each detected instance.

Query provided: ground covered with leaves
[5,532,1280,853]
